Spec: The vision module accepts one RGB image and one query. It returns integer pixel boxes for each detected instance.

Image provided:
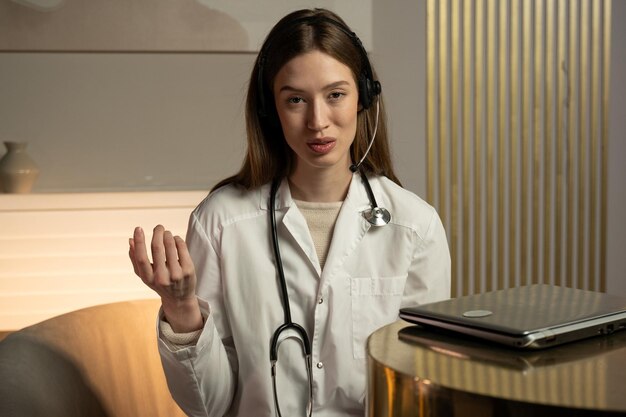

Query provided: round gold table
[367,321,626,416]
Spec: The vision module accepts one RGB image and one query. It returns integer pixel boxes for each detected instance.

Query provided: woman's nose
[306,101,330,132]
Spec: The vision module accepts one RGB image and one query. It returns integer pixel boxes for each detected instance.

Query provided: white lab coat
[158,173,451,417]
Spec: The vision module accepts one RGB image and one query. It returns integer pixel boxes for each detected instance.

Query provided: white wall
[371,0,427,196]
[0,52,251,192]
[0,190,204,330]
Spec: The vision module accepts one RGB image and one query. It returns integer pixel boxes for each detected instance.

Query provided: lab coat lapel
[272,179,322,277]
[322,172,371,278]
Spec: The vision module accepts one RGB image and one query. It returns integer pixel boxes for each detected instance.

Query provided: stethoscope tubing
[268,173,389,416]
[269,178,314,417]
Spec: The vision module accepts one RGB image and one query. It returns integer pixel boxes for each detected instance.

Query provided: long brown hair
[212,8,401,192]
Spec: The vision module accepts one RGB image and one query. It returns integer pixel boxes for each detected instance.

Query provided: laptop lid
[399,284,626,349]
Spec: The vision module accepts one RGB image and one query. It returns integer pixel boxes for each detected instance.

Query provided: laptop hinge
[542,329,556,342]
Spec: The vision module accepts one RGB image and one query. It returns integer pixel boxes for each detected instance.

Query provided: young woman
[129,8,450,417]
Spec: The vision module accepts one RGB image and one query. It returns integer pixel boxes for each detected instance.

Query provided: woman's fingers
[130,225,195,301]
[164,230,183,280]
[150,225,167,266]
[169,235,196,299]
[128,237,139,276]
[132,226,155,284]
[151,225,171,286]
[175,236,195,277]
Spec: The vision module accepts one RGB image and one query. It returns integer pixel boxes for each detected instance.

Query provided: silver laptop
[399,284,626,349]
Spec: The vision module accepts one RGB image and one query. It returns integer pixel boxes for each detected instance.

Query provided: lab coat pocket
[350,275,407,359]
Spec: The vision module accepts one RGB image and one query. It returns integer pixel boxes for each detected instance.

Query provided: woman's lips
[307,138,336,154]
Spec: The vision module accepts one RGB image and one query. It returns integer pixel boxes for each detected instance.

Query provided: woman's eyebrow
[278,80,351,94]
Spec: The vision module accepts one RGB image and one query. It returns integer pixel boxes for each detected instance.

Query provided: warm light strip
[426,0,611,296]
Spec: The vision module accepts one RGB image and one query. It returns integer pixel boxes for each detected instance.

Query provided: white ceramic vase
[0,141,40,193]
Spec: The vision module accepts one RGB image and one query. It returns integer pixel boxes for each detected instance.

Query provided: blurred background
[0,0,624,332]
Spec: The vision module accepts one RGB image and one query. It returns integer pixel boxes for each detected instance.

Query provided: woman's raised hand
[129,225,203,333]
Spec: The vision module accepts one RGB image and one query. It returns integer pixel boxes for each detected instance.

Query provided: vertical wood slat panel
[451,0,460,297]
[589,0,600,291]
[510,0,520,288]
[555,0,567,287]
[498,0,508,292]
[426,0,611,296]
[462,0,473,296]
[521,0,532,287]
[600,1,611,292]
[427,0,437,207]
[533,0,543,285]
[474,0,485,295]
[566,0,578,289]
[486,0,496,292]
[578,0,589,289]
[544,0,555,286]
[439,0,449,234]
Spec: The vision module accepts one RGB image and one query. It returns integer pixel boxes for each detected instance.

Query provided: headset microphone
[350,100,380,173]
[349,101,391,227]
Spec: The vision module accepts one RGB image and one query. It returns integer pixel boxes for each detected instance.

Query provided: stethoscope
[268,103,391,417]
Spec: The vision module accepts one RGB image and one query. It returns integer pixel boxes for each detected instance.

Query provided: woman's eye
[288,97,303,104]
[329,92,345,101]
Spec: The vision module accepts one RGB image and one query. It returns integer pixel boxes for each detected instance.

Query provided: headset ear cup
[358,75,372,110]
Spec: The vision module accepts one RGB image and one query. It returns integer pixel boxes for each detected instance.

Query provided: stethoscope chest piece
[363,206,391,226]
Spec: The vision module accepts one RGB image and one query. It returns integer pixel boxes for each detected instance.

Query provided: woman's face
[273,50,359,179]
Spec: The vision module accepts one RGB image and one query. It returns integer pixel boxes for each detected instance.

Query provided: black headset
[256,15,382,118]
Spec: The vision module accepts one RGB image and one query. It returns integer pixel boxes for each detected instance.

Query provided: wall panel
[427,0,611,296]
[0,191,206,330]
